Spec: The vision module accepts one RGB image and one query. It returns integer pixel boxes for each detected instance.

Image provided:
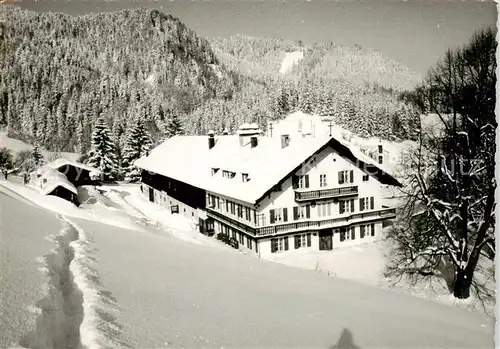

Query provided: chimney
[250,136,258,148]
[208,130,215,149]
[280,134,290,149]
[222,128,229,135]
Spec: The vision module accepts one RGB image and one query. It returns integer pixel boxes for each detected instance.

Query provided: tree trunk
[453,269,472,299]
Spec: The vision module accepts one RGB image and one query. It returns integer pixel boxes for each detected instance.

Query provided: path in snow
[279,51,304,74]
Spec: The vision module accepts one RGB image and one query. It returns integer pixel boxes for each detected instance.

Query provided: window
[298,175,309,189]
[378,155,383,164]
[360,225,367,238]
[359,197,374,211]
[242,173,249,182]
[271,236,289,253]
[378,145,383,154]
[294,233,312,249]
[222,170,236,179]
[363,174,369,182]
[230,202,235,215]
[339,199,355,214]
[216,197,220,209]
[320,174,327,187]
[339,227,355,241]
[270,207,288,223]
[293,206,310,220]
[247,237,252,249]
[360,224,375,238]
[237,204,243,218]
[239,233,244,245]
[317,202,332,217]
[211,168,219,176]
[338,170,354,184]
[244,207,251,221]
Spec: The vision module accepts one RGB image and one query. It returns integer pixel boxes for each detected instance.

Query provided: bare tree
[386,28,496,301]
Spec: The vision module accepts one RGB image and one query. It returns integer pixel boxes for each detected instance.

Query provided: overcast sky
[11,0,498,76]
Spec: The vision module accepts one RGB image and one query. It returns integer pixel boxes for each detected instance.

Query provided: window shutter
[270,209,275,224]
[306,205,310,218]
[339,202,345,214]
[292,175,298,189]
[338,171,343,184]
[294,235,300,249]
[360,226,365,238]
[283,207,288,222]
[370,197,375,210]
[305,174,310,188]
[359,199,363,211]
[284,236,289,251]
[271,238,277,253]
[293,206,298,220]
[350,199,355,212]
[307,233,311,247]
[371,223,375,236]
[349,170,354,183]
[351,227,356,240]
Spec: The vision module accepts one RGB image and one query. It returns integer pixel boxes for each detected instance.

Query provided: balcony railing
[255,207,396,237]
[295,185,358,202]
[206,206,396,238]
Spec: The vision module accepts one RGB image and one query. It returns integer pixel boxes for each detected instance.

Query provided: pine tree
[32,145,44,168]
[87,116,119,181]
[166,112,184,138]
[122,119,152,182]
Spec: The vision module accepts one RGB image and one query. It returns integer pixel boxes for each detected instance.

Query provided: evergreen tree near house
[122,119,152,182]
[87,116,119,181]
[166,112,184,138]
[0,147,13,173]
[32,145,44,168]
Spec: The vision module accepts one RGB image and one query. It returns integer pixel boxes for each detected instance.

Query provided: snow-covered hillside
[279,51,304,74]
[0,130,79,161]
[0,179,495,348]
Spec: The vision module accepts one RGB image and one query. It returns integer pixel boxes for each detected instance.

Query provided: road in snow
[1,184,495,349]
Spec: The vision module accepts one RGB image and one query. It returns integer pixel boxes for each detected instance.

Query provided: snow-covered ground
[0,187,62,348]
[0,178,495,348]
[279,51,304,74]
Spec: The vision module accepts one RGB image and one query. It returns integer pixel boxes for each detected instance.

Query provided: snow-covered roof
[45,158,101,174]
[41,179,78,196]
[36,167,78,196]
[135,128,401,205]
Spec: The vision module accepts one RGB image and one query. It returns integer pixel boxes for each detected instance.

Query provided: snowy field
[0,182,495,348]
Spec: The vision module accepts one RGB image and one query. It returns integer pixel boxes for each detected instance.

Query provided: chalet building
[31,159,101,206]
[135,119,401,257]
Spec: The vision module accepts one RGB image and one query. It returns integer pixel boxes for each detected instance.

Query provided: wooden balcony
[255,207,396,237]
[206,206,397,238]
[294,185,358,202]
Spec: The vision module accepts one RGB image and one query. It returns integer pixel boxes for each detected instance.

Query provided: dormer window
[211,168,219,176]
[222,170,236,179]
[242,173,249,182]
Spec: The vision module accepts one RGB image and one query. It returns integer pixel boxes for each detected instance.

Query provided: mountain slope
[0,6,236,152]
[206,36,422,140]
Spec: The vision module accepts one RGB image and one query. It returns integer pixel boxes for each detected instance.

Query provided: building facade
[135,117,400,257]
